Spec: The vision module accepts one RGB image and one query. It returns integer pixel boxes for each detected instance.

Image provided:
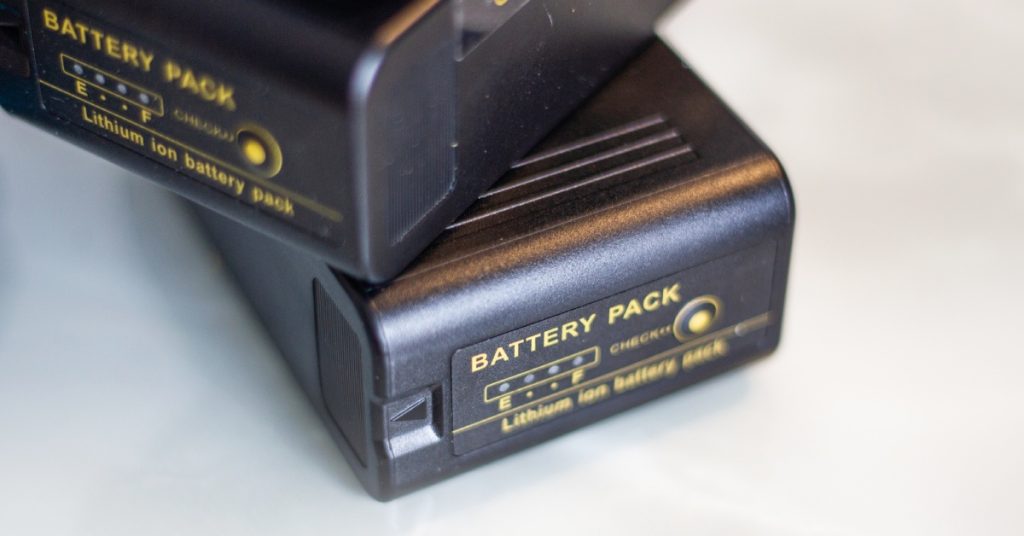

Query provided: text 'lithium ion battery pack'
[0,0,677,281]
[197,41,795,500]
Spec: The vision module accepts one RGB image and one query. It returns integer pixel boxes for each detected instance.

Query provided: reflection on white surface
[1,0,1023,534]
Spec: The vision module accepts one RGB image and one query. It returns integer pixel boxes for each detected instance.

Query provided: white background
[2,1,1023,534]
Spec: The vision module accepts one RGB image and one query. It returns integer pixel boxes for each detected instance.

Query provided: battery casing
[197,41,795,500]
[0,0,676,281]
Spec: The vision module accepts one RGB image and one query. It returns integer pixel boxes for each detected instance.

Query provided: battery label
[27,1,346,239]
[451,242,779,454]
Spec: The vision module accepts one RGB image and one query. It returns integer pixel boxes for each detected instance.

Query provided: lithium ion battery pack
[0,0,676,281]
[197,41,795,500]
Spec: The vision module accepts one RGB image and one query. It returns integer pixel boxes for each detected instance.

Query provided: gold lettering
[613,358,678,394]
[578,384,610,406]
[42,9,155,73]
[681,339,729,370]
[80,106,144,146]
[543,327,559,348]
[579,313,596,333]
[73,22,88,43]
[163,60,237,111]
[662,283,682,305]
[104,35,121,61]
[138,50,155,73]
[121,42,139,68]
[87,28,103,50]
[149,138,179,162]
[42,9,59,31]
[525,334,541,353]
[643,291,660,311]
[185,152,247,197]
[471,314,599,374]
[609,285,683,325]
[163,61,182,84]
[60,18,77,40]
[501,398,574,433]
[216,84,236,110]
[609,305,625,325]
[624,300,643,319]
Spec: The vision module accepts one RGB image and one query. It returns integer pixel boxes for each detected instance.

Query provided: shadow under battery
[120,176,363,496]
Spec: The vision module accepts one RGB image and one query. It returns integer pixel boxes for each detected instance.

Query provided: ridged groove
[447,115,696,231]
[315,280,368,466]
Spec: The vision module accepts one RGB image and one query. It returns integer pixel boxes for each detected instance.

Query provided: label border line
[452,312,774,436]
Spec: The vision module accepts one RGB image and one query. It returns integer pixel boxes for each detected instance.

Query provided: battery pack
[197,40,795,500]
[0,0,676,281]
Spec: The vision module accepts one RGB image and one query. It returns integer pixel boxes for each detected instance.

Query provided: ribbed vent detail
[314,280,368,466]
[447,115,696,231]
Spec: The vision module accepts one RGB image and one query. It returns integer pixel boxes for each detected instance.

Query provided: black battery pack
[0,0,676,281]
[196,40,795,500]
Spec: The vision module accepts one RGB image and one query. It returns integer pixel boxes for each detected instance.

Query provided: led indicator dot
[572,356,585,366]
[673,296,724,342]
[498,382,510,393]
[236,127,282,176]
[524,374,536,384]
[94,73,106,85]
[688,310,714,334]
[139,93,151,105]
[116,83,128,95]
[72,64,84,75]
[241,137,268,167]
[548,365,560,375]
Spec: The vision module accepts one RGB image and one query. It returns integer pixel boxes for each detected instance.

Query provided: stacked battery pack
[0,0,793,500]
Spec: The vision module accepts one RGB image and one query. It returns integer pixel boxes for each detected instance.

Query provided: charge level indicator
[485,346,600,404]
[60,54,163,117]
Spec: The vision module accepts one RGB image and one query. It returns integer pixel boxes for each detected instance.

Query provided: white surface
[2,1,1023,534]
